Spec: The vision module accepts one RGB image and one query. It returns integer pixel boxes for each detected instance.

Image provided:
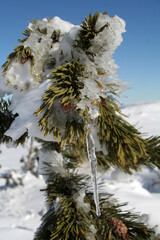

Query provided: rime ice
[1,14,126,220]
[1,13,126,237]
[1,14,126,142]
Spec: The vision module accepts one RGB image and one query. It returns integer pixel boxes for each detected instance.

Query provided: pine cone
[108,217,128,238]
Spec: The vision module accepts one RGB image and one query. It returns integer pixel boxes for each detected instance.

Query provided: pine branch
[35,161,159,240]
[3,12,160,240]
[36,60,85,115]
[2,45,34,77]
[85,192,159,240]
[0,98,29,145]
[14,132,29,146]
[35,60,86,144]
[18,27,32,43]
[139,136,160,169]
[97,97,147,173]
[2,45,24,74]
[74,12,109,58]
[34,168,92,240]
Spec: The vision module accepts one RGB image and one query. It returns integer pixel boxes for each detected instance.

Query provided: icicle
[86,132,101,216]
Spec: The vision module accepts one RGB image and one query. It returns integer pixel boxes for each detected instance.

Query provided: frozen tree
[0,98,15,144]
[0,97,39,176]
[1,12,160,239]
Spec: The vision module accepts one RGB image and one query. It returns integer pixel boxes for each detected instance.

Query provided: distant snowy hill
[121,100,160,136]
[0,101,160,239]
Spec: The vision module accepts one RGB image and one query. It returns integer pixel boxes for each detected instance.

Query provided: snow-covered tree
[0,98,15,144]
[1,12,160,239]
[0,97,39,178]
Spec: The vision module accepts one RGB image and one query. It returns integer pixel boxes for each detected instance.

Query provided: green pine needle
[34,169,159,240]
[2,45,24,73]
[2,46,34,77]
[34,171,92,240]
[74,11,109,57]
[18,27,32,43]
[97,98,148,173]
[86,192,158,240]
[0,98,15,144]
[35,60,86,146]
[139,136,160,169]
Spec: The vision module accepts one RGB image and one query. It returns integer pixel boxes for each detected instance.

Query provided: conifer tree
[1,12,160,239]
[0,98,15,144]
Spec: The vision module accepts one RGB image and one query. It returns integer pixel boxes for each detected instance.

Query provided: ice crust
[2,14,126,230]
[38,147,65,176]
[5,80,55,141]
[2,14,126,142]
[5,60,37,90]
[2,13,160,239]
[1,102,160,239]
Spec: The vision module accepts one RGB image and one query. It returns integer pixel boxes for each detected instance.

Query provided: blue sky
[1,0,160,104]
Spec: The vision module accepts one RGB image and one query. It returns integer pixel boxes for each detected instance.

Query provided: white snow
[38,147,66,177]
[2,14,127,142]
[0,69,13,97]
[5,80,54,141]
[0,101,160,239]
[121,101,160,136]
[0,171,45,240]
[5,60,37,91]
[1,13,160,239]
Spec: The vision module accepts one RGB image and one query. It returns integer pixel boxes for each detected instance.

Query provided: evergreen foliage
[2,46,34,78]
[18,27,32,43]
[1,11,160,240]
[141,136,160,169]
[97,98,147,173]
[0,98,15,143]
[35,156,160,240]
[75,12,109,57]
[14,132,29,146]
[87,192,156,240]
[18,18,37,43]
[0,98,28,145]
[35,60,88,150]
[35,60,85,117]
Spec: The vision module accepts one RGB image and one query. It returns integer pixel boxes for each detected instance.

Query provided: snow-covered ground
[122,100,160,136]
[0,101,160,239]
